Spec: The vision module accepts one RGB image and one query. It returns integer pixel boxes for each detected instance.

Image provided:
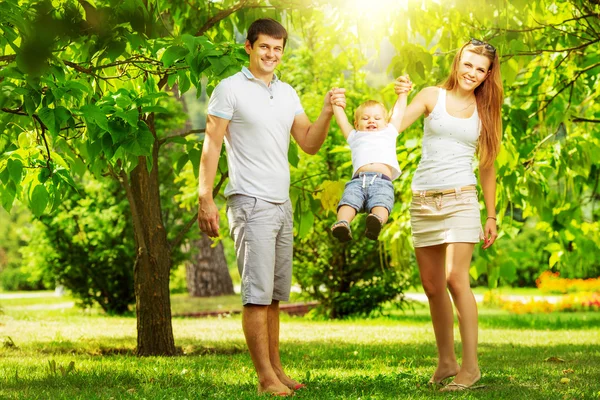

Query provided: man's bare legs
[446,243,481,385]
[416,244,460,383]
[242,304,292,395]
[267,301,303,390]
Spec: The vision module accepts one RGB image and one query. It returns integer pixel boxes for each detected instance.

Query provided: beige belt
[413,185,477,197]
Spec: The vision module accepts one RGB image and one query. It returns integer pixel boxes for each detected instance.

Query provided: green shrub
[294,214,410,319]
[0,265,47,291]
[20,178,135,314]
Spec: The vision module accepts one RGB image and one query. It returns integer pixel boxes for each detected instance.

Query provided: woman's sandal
[331,220,352,242]
[365,213,384,240]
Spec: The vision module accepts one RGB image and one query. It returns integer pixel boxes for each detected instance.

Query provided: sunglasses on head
[470,38,496,54]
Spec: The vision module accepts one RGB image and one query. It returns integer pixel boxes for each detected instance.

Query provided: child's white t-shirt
[347,125,401,180]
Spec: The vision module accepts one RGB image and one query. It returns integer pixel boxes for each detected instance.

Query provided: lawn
[1,292,599,399]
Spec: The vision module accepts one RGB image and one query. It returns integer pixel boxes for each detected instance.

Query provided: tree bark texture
[186,234,234,297]
[129,151,176,356]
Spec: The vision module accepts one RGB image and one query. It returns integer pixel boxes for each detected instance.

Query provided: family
[198,17,502,396]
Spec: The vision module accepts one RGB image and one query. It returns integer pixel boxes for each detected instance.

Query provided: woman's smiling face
[456,50,491,92]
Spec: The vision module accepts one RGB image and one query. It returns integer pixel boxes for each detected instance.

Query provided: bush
[294,214,411,319]
[0,266,47,291]
[20,178,135,314]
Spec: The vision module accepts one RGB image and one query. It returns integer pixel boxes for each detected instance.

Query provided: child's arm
[389,75,412,132]
[331,89,353,139]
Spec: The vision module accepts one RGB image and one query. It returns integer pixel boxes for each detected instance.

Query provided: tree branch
[535,61,600,115]
[195,0,260,37]
[158,128,205,146]
[503,38,600,58]
[571,117,600,123]
[0,55,16,63]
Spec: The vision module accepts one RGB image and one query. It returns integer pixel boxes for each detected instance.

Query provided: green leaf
[105,39,127,62]
[113,92,132,109]
[7,158,23,184]
[107,118,130,144]
[178,70,190,94]
[188,147,201,178]
[0,181,17,213]
[115,109,139,127]
[161,45,189,68]
[296,209,314,239]
[30,184,49,217]
[54,169,78,189]
[175,153,189,173]
[0,166,9,185]
[80,104,110,131]
[143,106,169,114]
[38,107,57,135]
[288,142,299,168]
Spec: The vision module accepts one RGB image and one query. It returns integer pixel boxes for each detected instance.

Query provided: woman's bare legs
[415,244,460,383]
[445,243,481,386]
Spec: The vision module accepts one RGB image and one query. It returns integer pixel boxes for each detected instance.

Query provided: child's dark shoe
[365,213,384,240]
[331,220,352,243]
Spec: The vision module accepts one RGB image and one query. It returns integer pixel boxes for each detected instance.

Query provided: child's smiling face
[355,105,387,131]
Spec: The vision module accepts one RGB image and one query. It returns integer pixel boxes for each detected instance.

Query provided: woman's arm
[479,163,498,249]
[394,84,438,133]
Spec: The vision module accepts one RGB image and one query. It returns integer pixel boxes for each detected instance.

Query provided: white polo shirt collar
[241,66,279,85]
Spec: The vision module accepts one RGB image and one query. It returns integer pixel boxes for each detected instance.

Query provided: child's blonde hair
[353,100,388,126]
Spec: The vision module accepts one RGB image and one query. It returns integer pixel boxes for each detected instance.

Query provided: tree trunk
[126,129,176,355]
[186,234,234,297]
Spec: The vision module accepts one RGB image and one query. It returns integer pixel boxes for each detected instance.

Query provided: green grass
[1,295,600,399]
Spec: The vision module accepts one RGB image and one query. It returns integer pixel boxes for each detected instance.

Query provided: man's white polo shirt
[208,67,304,203]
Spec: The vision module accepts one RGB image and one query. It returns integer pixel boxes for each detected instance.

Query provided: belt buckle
[431,191,443,198]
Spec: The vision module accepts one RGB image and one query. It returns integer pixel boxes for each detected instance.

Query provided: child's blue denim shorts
[337,172,395,214]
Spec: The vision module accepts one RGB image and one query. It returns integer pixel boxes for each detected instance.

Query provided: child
[331,76,412,242]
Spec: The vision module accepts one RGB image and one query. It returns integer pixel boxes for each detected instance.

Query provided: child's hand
[330,87,347,109]
[394,75,412,95]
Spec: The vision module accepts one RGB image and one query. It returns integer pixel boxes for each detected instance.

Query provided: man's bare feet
[257,382,293,396]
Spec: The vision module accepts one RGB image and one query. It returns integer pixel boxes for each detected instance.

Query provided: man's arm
[197,114,229,237]
[291,88,346,155]
[479,163,498,249]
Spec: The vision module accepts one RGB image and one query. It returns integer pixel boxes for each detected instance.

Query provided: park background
[0,0,599,398]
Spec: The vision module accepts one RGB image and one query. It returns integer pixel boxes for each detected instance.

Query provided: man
[197,18,345,396]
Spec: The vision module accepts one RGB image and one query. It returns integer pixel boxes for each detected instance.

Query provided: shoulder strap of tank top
[431,87,445,114]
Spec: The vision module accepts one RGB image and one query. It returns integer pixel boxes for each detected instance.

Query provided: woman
[395,39,502,391]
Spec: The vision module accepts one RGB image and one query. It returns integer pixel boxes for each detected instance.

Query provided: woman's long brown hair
[442,42,504,168]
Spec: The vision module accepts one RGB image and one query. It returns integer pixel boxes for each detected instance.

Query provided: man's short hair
[246,18,288,49]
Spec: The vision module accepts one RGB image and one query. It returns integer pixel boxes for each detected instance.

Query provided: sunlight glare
[349,0,410,16]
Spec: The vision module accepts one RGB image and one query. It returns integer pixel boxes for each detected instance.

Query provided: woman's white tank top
[411,88,480,191]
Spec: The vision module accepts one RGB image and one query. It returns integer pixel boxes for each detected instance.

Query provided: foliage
[0,205,46,290]
[294,215,408,318]
[19,178,136,314]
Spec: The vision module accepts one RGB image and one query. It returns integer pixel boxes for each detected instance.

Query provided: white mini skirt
[410,187,483,248]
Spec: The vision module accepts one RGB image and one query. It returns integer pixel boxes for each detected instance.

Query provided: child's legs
[365,179,394,224]
[337,205,357,223]
[336,179,366,223]
[370,206,389,224]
